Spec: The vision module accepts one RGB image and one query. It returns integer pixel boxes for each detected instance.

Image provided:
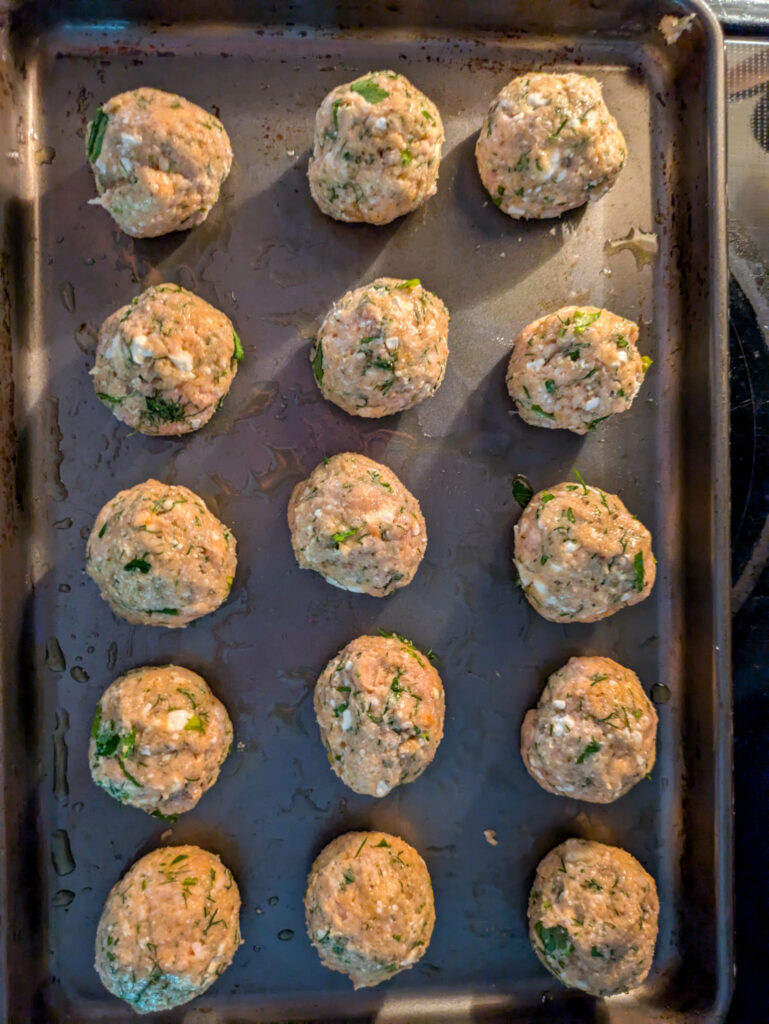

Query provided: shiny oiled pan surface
[0,1,730,1022]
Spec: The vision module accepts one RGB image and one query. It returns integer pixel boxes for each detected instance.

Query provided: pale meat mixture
[305,831,435,988]
[89,665,233,817]
[315,634,445,797]
[521,656,657,803]
[86,479,237,628]
[514,482,656,623]
[311,277,449,417]
[507,306,647,434]
[528,838,659,996]
[86,87,232,237]
[308,71,444,224]
[95,845,242,1014]
[287,453,427,597]
[92,284,242,435]
[475,73,626,219]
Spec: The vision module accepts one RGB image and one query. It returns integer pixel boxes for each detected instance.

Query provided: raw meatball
[305,831,435,988]
[311,277,449,418]
[514,482,655,623]
[287,453,426,597]
[308,70,444,224]
[86,479,237,628]
[528,838,658,996]
[315,633,444,797]
[95,845,242,1013]
[92,284,242,436]
[89,665,233,817]
[506,306,647,434]
[86,87,233,237]
[521,656,657,803]
[475,73,626,219]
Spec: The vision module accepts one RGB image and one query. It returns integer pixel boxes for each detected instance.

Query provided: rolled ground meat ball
[506,306,648,434]
[95,844,242,1013]
[89,665,233,817]
[521,656,657,803]
[86,479,237,628]
[311,277,449,418]
[92,284,242,436]
[308,70,444,224]
[287,452,426,597]
[315,633,444,797]
[528,838,659,996]
[513,481,655,623]
[475,72,626,219]
[305,831,435,988]
[86,87,233,237]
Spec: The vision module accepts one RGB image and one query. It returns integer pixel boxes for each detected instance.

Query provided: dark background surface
[721,5,769,1019]
[726,276,769,1024]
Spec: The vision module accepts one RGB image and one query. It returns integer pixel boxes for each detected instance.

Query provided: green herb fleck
[144,395,186,424]
[544,378,556,394]
[396,278,420,289]
[311,340,324,383]
[634,551,645,591]
[531,404,555,419]
[535,922,574,962]
[184,714,205,733]
[124,557,150,574]
[86,108,109,163]
[549,116,568,139]
[573,469,588,494]
[641,354,653,373]
[512,475,533,509]
[577,739,602,764]
[331,526,359,548]
[232,330,244,361]
[572,310,602,334]
[97,392,124,408]
[350,78,389,103]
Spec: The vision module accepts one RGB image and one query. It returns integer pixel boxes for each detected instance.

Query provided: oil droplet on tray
[70,666,89,683]
[604,226,659,269]
[53,709,69,803]
[59,281,75,312]
[650,683,671,704]
[278,929,294,942]
[45,638,66,673]
[52,889,75,907]
[51,829,75,876]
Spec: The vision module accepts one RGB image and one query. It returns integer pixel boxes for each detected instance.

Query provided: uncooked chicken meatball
[86,479,237,628]
[311,277,449,417]
[95,845,242,1013]
[315,633,444,797]
[86,87,232,237]
[92,284,242,435]
[528,838,658,996]
[513,482,655,623]
[507,306,648,434]
[287,453,426,596]
[308,71,444,224]
[305,831,435,988]
[476,73,626,219]
[89,665,233,817]
[521,656,657,803]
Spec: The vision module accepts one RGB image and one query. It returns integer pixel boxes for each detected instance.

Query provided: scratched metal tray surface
[0,1,731,1021]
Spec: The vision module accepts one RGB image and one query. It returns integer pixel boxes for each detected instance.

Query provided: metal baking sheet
[0,1,731,1021]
